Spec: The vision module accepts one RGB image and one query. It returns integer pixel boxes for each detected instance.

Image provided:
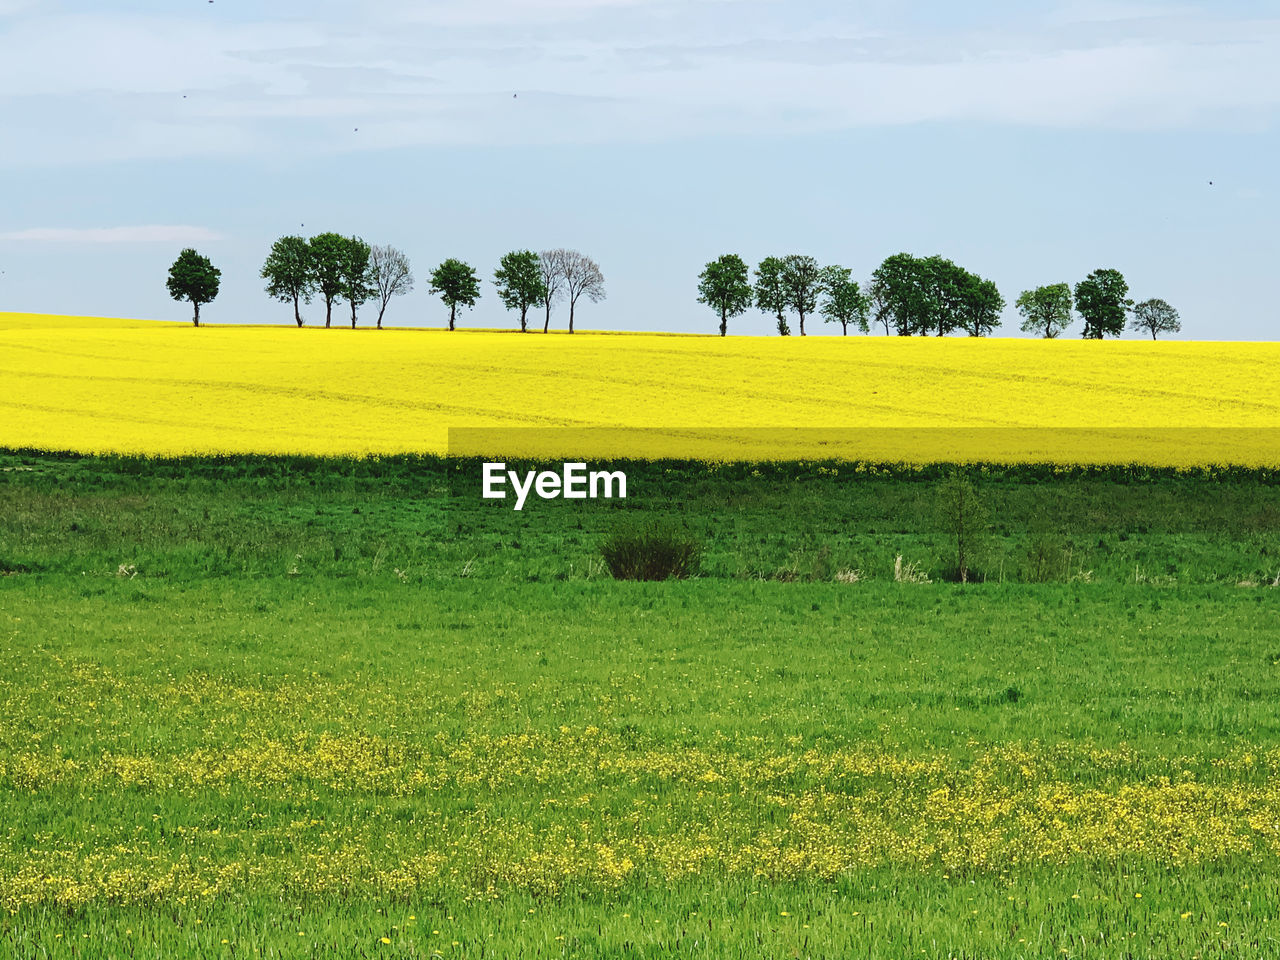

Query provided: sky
[0,0,1277,338]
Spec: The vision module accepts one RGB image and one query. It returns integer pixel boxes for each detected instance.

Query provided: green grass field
[3,453,1280,957]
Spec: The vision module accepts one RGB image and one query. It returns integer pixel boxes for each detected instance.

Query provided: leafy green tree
[938,470,989,584]
[1131,298,1181,340]
[1016,283,1074,338]
[870,253,928,336]
[697,254,753,337]
[369,245,414,330]
[819,265,869,335]
[166,248,220,327]
[954,271,1004,338]
[494,251,547,333]
[339,236,375,329]
[780,255,822,336]
[429,259,482,330]
[308,233,348,328]
[1075,269,1131,339]
[754,257,790,335]
[261,236,314,327]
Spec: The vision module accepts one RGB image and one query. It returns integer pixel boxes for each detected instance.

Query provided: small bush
[937,470,989,583]
[601,521,701,581]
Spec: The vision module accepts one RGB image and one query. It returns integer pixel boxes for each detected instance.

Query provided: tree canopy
[754,257,790,335]
[1131,298,1181,340]
[368,245,414,329]
[308,233,348,329]
[261,236,314,327]
[819,266,869,336]
[1075,269,1131,339]
[779,255,822,336]
[1016,284,1074,339]
[697,254,753,337]
[338,236,375,329]
[552,249,605,334]
[166,248,221,327]
[429,259,482,331]
[494,251,547,333]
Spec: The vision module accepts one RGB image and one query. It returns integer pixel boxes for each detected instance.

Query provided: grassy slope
[3,453,1280,957]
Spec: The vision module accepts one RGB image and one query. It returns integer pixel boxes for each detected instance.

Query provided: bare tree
[552,248,606,334]
[538,248,566,333]
[369,245,414,329]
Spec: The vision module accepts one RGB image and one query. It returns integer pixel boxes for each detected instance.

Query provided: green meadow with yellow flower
[2,452,1280,957]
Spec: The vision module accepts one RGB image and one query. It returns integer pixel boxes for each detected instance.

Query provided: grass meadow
[2,452,1280,957]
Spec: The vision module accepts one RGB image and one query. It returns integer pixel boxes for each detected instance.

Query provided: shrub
[937,470,989,583]
[601,521,701,581]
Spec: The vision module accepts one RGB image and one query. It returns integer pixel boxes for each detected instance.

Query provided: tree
[494,251,547,333]
[697,254,753,337]
[166,248,220,327]
[552,249,605,334]
[955,271,1005,338]
[1075,269,1131,339]
[754,257,790,335]
[537,249,566,333]
[1016,283,1074,339]
[921,256,966,338]
[1131,298,1181,340]
[870,253,929,336]
[308,233,348,328]
[261,235,314,327]
[938,470,989,584]
[339,236,375,329]
[867,274,894,335]
[429,259,481,330]
[780,255,822,336]
[369,244,414,329]
[819,265,869,335]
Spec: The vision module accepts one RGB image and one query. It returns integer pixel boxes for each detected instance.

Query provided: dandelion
[380,937,391,944]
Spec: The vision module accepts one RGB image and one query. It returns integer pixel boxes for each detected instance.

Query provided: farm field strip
[3,313,1280,463]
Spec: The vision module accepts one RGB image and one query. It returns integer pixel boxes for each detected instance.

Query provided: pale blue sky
[1,0,1277,337]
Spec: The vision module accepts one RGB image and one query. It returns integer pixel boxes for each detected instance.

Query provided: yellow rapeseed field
[2,312,1278,464]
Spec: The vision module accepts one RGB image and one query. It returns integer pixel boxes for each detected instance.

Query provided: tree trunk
[798,311,806,336]
[325,299,332,328]
[350,300,358,329]
[520,306,528,332]
[1151,329,1157,341]
[376,301,387,330]
[842,321,848,336]
[449,304,456,331]
[192,301,200,327]
[719,306,727,337]
[293,296,303,327]
[543,301,551,333]
[568,299,575,334]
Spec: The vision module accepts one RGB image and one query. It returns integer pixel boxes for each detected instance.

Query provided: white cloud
[0,3,1276,165]
[0,226,224,244]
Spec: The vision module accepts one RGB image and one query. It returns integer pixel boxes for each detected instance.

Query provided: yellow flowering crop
[2,312,1278,464]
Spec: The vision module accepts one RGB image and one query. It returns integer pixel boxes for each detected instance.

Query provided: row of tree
[259,237,606,332]
[697,254,1181,339]
[164,245,1180,339]
[164,240,608,331]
